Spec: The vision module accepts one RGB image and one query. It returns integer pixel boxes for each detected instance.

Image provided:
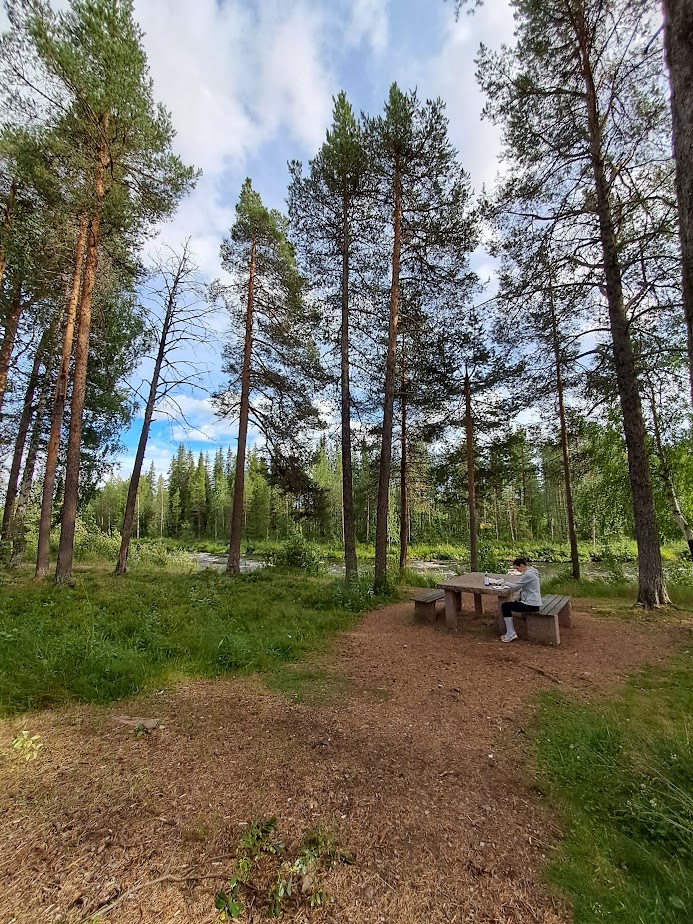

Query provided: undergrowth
[215,818,352,920]
[0,565,393,714]
[536,652,693,922]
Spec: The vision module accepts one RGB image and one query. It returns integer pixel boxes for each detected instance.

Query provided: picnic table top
[436,572,516,596]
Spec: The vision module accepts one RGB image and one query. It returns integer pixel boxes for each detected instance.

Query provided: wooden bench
[524,594,572,645]
[413,588,445,623]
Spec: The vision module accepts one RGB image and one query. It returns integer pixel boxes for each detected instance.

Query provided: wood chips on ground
[0,596,689,924]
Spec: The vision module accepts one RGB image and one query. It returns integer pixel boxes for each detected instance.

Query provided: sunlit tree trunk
[227,236,256,575]
[56,131,110,583]
[341,196,358,580]
[374,163,402,592]
[35,214,89,577]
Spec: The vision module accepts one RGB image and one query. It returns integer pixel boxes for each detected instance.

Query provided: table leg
[474,592,483,614]
[497,598,506,633]
[445,590,458,629]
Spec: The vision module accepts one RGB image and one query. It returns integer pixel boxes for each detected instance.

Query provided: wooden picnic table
[436,572,515,631]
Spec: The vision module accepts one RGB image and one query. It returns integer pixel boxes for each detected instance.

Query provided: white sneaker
[501,632,518,643]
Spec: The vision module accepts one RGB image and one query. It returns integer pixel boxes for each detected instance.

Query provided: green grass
[536,652,693,923]
[0,565,393,715]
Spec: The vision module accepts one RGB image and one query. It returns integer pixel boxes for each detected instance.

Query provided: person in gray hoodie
[500,557,542,643]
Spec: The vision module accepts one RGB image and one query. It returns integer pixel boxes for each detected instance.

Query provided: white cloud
[402,2,516,194]
[347,0,389,55]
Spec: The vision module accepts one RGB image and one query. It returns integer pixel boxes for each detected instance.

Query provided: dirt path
[0,599,686,924]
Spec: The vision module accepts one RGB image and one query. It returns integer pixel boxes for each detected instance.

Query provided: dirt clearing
[0,598,686,924]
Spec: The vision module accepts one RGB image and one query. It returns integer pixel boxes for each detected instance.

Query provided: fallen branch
[87,869,233,919]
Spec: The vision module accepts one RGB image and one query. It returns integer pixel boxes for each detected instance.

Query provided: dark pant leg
[502,601,540,619]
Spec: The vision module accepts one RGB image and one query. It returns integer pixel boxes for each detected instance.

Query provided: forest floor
[0,593,690,924]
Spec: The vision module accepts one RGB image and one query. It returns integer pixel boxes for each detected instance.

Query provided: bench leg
[527,613,560,645]
[474,592,483,614]
[558,601,572,628]
[415,600,437,624]
[445,590,459,629]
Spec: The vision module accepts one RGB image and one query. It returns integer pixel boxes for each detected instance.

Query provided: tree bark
[649,390,693,561]
[0,277,24,415]
[116,258,183,575]
[550,301,580,580]
[464,368,478,572]
[399,334,408,572]
[374,163,402,592]
[340,193,358,580]
[35,215,89,577]
[0,179,17,288]
[227,236,256,575]
[9,351,54,563]
[575,13,668,606]
[55,209,101,582]
[1,329,48,540]
[662,0,693,409]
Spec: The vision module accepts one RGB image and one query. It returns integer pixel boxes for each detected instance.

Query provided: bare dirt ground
[0,597,688,924]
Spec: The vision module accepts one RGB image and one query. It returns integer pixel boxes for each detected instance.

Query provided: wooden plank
[413,589,445,604]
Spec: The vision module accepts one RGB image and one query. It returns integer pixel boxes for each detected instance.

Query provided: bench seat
[524,593,572,645]
[413,588,445,623]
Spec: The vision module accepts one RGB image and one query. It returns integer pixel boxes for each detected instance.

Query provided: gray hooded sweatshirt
[509,566,542,607]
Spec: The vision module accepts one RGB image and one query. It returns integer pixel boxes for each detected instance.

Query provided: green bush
[270,534,325,574]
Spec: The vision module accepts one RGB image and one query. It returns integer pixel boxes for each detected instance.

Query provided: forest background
[1,0,692,602]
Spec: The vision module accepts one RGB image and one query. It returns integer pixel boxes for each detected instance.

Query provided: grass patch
[536,651,693,922]
[264,667,353,705]
[0,565,393,715]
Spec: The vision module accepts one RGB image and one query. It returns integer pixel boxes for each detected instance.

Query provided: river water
[196,553,633,582]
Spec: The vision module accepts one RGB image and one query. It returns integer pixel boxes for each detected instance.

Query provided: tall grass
[0,566,393,715]
[537,654,693,922]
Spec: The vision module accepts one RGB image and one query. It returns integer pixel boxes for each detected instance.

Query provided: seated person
[500,557,541,643]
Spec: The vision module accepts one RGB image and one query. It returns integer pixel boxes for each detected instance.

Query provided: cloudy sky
[6,0,518,477]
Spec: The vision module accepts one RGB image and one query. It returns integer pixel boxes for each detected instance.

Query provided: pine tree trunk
[227,237,256,575]
[116,270,179,575]
[0,278,24,415]
[35,215,89,577]
[662,0,693,409]
[340,195,358,580]
[374,165,402,592]
[399,336,408,572]
[0,180,16,288]
[649,391,693,561]
[55,210,101,582]
[576,19,668,606]
[1,330,48,540]
[551,304,580,579]
[464,368,478,572]
[10,354,53,563]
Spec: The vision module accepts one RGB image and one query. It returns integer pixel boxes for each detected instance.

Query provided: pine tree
[288,91,371,579]
[365,84,477,591]
[478,0,672,606]
[2,0,197,581]
[217,178,322,573]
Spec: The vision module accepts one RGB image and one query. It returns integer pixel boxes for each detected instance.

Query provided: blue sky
[58,0,517,478]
